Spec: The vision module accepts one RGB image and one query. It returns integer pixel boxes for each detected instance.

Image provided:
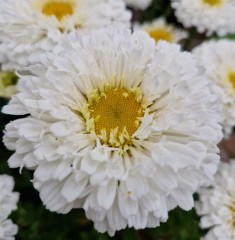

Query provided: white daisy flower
[193,39,235,136]
[124,0,152,10]
[3,29,222,236]
[196,161,235,240]
[171,0,235,36]
[0,218,18,240]
[0,175,19,240]
[0,0,131,71]
[135,18,188,43]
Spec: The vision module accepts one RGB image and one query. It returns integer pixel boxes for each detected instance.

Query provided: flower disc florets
[3,29,222,236]
[83,86,145,152]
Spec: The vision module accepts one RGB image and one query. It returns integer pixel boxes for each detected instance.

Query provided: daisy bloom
[0,0,131,71]
[3,29,222,236]
[124,0,152,10]
[171,0,235,36]
[135,18,188,43]
[196,161,235,240]
[193,39,235,136]
[0,175,19,240]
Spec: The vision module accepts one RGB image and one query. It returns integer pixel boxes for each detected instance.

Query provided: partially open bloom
[0,0,131,70]
[3,29,222,235]
[196,161,235,240]
[171,0,235,36]
[0,175,19,240]
[193,39,235,136]
[124,0,152,10]
[135,18,188,43]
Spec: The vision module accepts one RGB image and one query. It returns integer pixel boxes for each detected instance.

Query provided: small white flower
[124,0,152,10]
[134,18,188,43]
[0,175,19,240]
[171,0,235,36]
[0,0,131,71]
[3,29,222,236]
[193,39,235,136]
[196,161,235,240]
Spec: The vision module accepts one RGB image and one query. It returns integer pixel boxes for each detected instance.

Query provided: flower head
[3,29,222,236]
[0,0,131,71]
[196,161,235,240]
[0,175,19,240]
[171,0,235,36]
[135,18,188,43]
[193,39,235,136]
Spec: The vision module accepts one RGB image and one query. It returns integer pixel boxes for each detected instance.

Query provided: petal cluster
[171,0,235,36]
[0,0,131,71]
[124,0,152,10]
[0,175,19,240]
[3,29,222,235]
[196,161,235,240]
[193,39,235,136]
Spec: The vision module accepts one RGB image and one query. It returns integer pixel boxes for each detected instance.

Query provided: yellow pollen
[148,28,173,43]
[228,72,235,90]
[89,88,143,138]
[42,1,74,21]
[202,0,222,7]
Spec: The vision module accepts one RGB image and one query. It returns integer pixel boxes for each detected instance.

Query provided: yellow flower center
[228,72,235,90]
[84,87,144,149]
[42,1,74,21]
[202,0,222,7]
[148,28,173,43]
[90,88,143,136]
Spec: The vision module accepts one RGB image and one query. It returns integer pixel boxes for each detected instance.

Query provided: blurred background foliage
[1,0,231,239]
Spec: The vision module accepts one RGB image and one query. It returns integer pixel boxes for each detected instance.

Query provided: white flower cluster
[0,0,131,71]
[1,0,233,237]
[196,161,235,240]
[0,175,19,240]
[193,39,235,136]
[3,29,222,235]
